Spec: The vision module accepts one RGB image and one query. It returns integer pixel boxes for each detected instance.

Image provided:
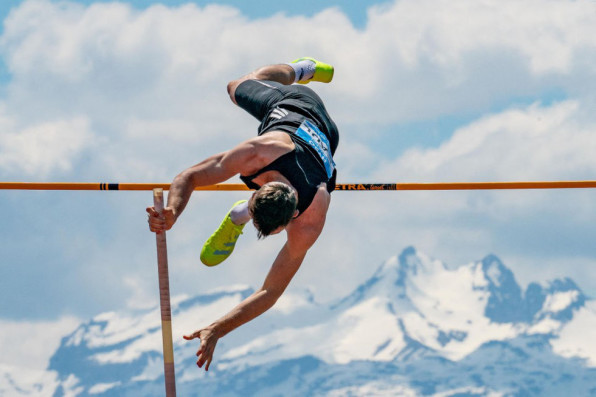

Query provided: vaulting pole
[153,188,176,397]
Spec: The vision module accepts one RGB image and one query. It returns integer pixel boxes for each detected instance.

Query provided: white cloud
[0,115,96,177]
[2,0,593,150]
[351,100,595,254]
[367,0,596,74]
[0,363,58,397]
[376,100,596,182]
[123,275,158,310]
[0,0,594,181]
[330,0,596,125]
[0,316,80,370]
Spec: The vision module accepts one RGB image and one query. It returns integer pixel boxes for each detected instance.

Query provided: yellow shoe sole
[200,200,247,267]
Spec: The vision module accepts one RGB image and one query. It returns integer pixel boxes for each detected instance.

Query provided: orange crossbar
[0,182,249,191]
[1,181,596,191]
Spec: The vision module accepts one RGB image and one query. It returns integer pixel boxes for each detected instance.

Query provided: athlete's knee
[227,79,241,104]
[228,73,259,104]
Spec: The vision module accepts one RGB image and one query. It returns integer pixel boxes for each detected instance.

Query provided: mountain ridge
[3,247,595,396]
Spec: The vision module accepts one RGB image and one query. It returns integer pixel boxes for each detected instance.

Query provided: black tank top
[240,133,336,215]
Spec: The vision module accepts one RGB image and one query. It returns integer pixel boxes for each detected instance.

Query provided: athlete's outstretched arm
[146,139,263,233]
[183,241,306,371]
[183,188,330,371]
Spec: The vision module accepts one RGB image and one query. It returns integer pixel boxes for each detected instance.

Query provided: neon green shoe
[200,200,247,267]
[291,57,334,84]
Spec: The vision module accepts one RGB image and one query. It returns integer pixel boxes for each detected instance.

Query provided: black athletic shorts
[234,79,339,155]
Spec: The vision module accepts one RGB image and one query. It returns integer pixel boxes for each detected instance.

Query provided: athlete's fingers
[148,220,164,233]
[187,328,217,371]
[148,216,164,225]
[147,206,168,233]
[197,350,212,371]
[183,331,199,340]
[196,342,208,365]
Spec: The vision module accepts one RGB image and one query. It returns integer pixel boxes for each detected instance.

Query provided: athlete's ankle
[230,200,250,225]
[287,60,316,83]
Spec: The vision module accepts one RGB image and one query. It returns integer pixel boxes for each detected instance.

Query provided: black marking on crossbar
[100,183,120,190]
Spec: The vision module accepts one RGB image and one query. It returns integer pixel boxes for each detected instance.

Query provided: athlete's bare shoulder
[253,131,295,149]
[249,131,296,164]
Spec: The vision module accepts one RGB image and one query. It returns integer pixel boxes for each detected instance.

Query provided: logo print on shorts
[270,107,289,120]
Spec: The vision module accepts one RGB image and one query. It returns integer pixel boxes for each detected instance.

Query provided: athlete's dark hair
[249,182,297,239]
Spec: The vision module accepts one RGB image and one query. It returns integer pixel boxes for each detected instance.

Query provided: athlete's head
[249,182,298,239]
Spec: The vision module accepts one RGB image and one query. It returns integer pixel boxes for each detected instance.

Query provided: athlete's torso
[240,128,333,216]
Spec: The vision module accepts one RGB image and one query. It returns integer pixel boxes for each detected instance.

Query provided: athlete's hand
[146,206,176,234]
[183,327,219,371]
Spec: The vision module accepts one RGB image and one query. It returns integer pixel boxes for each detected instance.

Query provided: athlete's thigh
[233,80,287,121]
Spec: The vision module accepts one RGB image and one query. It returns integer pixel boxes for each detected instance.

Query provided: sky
[0,0,595,374]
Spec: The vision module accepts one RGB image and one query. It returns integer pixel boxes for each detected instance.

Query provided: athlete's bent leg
[227,58,333,104]
[227,64,295,104]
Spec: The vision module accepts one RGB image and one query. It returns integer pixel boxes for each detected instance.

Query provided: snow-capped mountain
[5,247,596,396]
